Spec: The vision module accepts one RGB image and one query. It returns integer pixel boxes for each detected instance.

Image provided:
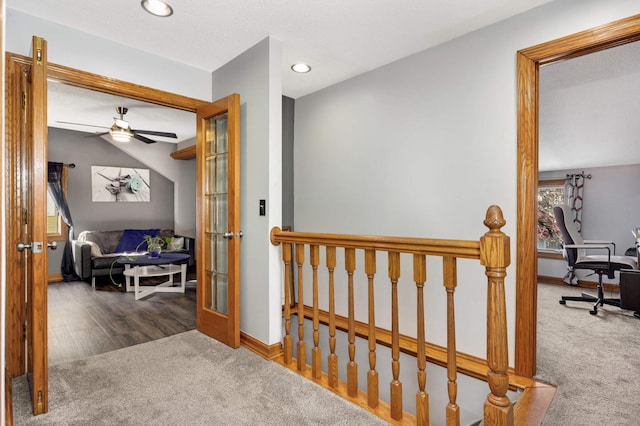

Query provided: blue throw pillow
[114,229,160,253]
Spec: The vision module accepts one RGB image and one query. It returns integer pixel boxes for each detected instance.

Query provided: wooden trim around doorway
[6,52,209,112]
[516,14,640,377]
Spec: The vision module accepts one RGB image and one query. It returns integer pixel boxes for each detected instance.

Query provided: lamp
[109,126,134,143]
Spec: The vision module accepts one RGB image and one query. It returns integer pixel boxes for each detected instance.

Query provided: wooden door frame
[4,52,209,380]
[516,14,640,377]
[1,1,7,423]
[29,35,50,415]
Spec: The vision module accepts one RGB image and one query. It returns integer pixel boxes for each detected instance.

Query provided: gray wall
[102,130,197,238]
[174,159,197,237]
[7,9,211,99]
[292,0,640,361]
[173,139,197,237]
[539,164,640,282]
[282,96,295,228]
[47,128,175,274]
[212,37,283,344]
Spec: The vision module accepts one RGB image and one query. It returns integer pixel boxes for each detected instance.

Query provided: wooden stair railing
[270,205,513,426]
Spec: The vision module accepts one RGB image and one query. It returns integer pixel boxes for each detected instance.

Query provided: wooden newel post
[479,206,513,426]
[270,227,294,365]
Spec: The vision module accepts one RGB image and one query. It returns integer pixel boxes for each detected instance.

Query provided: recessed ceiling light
[141,0,173,17]
[291,63,312,73]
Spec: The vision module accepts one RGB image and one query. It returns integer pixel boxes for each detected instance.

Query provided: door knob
[48,241,58,250]
[16,242,32,252]
[222,231,234,240]
[16,241,45,253]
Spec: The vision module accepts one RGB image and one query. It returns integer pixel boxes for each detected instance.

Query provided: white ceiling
[8,0,551,99]
[539,41,640,172]
[13,0,637,167]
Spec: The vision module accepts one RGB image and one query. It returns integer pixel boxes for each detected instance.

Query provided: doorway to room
[4,50,219,415]
[515,14,640,377]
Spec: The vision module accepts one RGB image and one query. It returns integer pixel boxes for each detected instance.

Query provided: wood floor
[48,280,196,366]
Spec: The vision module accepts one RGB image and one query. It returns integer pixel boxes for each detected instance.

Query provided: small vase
[148,243,162,258]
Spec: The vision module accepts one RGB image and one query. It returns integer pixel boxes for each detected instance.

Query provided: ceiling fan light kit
[109,126,133,143]
[141,0,173,17]
[109,106,133,142]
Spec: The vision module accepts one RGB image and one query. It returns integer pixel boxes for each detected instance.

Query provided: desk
[117,253,190,300]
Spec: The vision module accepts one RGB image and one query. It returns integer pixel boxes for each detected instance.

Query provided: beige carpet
[536,283,640,425]
[16,283,637,425]
[12,330,390,425]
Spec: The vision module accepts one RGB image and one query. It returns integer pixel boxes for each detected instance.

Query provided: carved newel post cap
[484,205,506,234]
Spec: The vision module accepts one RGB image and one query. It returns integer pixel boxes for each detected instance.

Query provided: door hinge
[22,91,27,110]
[35,38,43,65]
[36,387,44,414]
[23,208,28,225]
[23,323,27,340]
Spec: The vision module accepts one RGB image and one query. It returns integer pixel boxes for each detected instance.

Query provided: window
[47,167,68,241]
[538,179,565,252]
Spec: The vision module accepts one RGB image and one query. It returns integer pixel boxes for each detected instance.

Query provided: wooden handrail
[270,229,480,258]
[270,205,513,426]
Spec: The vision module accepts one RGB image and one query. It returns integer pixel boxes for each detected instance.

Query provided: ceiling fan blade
[133,129,177,138]
[84,132,109,138]
[56,121,110,129]
[133,133,157,144]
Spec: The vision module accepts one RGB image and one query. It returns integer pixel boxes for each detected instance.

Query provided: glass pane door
[205,113,229,314]
[196,93,240,348]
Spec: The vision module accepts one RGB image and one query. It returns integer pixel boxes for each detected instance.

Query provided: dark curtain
[48,162,80,281]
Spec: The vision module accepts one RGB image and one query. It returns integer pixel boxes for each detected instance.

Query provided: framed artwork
[91,166,150,202]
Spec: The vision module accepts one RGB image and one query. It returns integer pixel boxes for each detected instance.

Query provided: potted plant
[109,234,174,286]
[139,235,173,258]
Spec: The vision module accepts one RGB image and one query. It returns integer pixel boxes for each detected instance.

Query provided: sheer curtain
[48,162,80,281]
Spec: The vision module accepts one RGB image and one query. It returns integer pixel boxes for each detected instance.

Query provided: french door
[196,94,241,348]
[5,36,50,415]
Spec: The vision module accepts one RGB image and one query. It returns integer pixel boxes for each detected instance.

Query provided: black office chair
[553,203,638,315]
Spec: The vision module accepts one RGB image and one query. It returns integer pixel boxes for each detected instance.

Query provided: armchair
[553,203,637,315]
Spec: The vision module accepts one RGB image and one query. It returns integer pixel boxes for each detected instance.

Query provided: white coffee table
[123,264,186,300]
[118,253,190,300]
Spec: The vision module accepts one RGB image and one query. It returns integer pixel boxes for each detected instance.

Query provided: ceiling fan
[57,106,178,144]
